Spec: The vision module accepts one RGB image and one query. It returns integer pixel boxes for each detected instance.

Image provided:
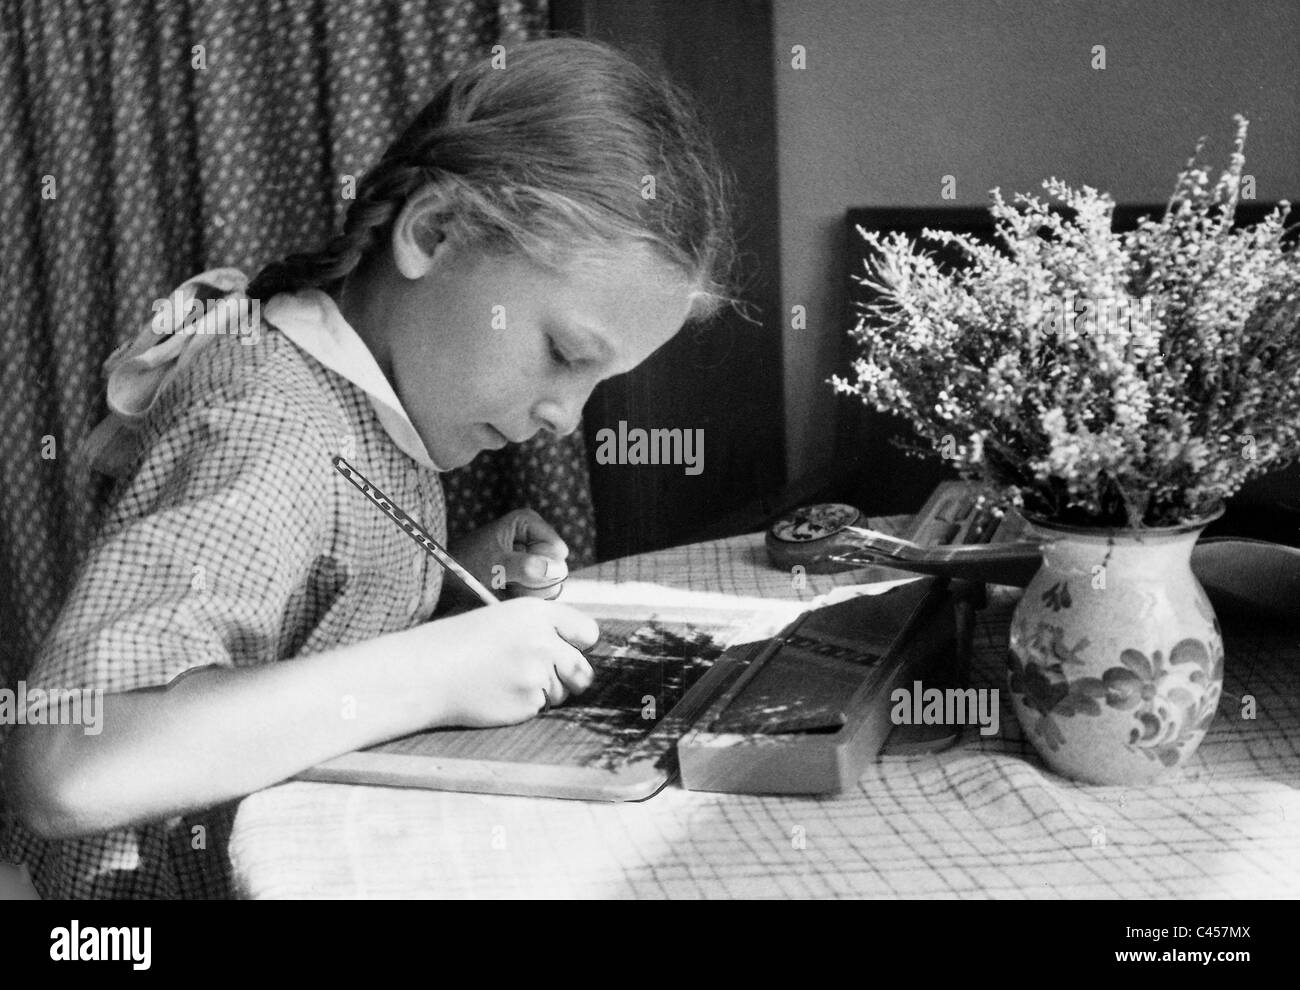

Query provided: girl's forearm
[5,626,437,839]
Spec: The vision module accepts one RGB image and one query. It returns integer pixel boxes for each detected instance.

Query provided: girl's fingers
[549,604,600,652]
[543,663,569,708]
[540,605,598,704]
[508,509,570,561]
[487,511,570,594]
[507,580,566,601]
[553,647,595,695]
[501,551,568,590]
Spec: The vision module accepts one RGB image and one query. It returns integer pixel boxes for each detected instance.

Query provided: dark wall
[552,0,785,559]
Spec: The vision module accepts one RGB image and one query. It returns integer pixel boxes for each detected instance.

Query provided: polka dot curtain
[0,0,599,700]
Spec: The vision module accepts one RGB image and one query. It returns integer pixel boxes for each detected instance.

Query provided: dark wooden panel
[552,0,785,559]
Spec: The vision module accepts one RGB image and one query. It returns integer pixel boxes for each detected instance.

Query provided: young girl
[1,37,732,899]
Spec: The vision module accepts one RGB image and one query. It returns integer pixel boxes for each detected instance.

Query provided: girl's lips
[482,424,509,449]
[492,425,534,445]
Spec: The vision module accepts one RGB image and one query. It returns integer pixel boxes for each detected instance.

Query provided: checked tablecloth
[229,523,1300,898]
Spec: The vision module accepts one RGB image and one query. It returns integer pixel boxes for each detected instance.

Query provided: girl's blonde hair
[248,37,734,318]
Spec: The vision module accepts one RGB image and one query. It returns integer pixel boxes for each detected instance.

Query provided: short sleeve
[28,388,335,696]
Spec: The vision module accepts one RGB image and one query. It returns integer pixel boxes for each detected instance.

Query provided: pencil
[332,455,501,607]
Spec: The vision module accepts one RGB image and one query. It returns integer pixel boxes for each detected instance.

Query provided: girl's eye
[547,337,572,369]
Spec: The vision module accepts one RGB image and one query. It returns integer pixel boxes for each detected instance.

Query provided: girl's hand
[408,598,600,727]
[449,508,570,600]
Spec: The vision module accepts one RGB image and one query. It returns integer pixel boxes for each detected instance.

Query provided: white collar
[263,289,444,472]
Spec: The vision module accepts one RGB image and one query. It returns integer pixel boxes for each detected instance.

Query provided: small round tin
[765,503,865,573]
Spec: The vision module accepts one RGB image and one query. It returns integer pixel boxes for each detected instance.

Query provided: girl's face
[359,239,696,471]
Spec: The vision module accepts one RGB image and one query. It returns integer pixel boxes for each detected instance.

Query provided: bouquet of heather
[834,116,1299,528]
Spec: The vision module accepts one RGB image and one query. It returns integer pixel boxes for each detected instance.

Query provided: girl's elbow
[3,726,103,840]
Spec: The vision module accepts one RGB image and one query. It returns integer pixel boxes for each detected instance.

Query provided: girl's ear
[390,185,451,280]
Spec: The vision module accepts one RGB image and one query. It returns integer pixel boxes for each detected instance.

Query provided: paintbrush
[333,455,500,606]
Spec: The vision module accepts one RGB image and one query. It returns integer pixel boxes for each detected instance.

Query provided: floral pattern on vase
[1007,626,1223,768]
[1006,513,1224,784]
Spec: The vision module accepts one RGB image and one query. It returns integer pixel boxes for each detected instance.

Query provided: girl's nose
[533,396,584,437]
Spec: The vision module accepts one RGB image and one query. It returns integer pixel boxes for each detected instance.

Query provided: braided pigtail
[246,161,433,300]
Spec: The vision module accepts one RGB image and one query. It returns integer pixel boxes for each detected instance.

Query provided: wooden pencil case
[677,576,957,795]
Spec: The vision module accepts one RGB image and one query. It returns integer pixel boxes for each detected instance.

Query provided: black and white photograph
[0,0,1295,949]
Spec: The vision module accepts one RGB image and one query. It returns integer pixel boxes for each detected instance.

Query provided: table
[228,525,1300,898]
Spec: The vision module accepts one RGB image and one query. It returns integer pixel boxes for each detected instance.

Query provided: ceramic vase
[1006,511,1224,784]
